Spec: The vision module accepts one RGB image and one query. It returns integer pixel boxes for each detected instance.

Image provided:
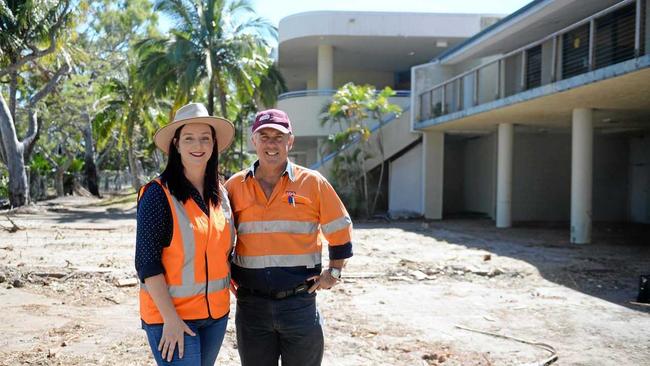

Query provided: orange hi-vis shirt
[225,161,353,292]
[138,179,235,324]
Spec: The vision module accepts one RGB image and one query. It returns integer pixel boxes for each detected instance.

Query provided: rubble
[0,196,648,365]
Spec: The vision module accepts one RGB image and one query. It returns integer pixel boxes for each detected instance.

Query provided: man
[225,109,353,366]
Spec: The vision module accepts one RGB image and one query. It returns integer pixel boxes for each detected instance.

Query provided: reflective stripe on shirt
[321,215,352,234]
[237,220,319,235]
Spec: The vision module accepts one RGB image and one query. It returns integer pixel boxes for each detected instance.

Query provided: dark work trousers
[236,290,324,366]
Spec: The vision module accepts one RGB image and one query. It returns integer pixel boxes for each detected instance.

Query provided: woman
[135,102,236,365]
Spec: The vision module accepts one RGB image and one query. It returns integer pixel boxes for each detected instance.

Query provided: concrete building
[275,11,499,215]
[412,0,650,243]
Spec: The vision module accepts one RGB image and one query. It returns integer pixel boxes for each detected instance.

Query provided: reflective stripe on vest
[142,274,231,297]
[141,193,229,297]
[220,185,236,249]
[237,220,319,235]
[321,215,352,234]
[232,252,321,269]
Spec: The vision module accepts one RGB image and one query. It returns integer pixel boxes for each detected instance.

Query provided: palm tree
[320,83,402,218]
[225,54,286,172]
[137,0,277,118]
[93,62,163,191]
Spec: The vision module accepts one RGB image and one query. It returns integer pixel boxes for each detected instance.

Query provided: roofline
[279,10,500,24]
[432,0,551,63]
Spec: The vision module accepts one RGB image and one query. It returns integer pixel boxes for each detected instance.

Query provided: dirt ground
[0,194,648,366]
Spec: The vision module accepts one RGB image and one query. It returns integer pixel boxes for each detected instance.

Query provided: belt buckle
[273,290,287,300]
[294,283,308,294]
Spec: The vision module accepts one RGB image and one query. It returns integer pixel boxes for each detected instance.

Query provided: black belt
[238,281,312,300]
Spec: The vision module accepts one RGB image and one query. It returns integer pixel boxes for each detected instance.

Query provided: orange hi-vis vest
[225,162,352,272]
[138,179,235,324]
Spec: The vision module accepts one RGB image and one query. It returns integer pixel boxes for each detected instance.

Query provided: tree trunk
[48,150,74,197]
[240,115,244,170]
[208,80,215,116]
[82,113,100,197]
[370,123,386,216]
[30,171,47,201]
[359,149,370,218]
[55,170,65,197]
[9,72,17,123]
[127,144,141,191]
[7,154,29,207]
[0,93,29,207]
[215,71,228,117]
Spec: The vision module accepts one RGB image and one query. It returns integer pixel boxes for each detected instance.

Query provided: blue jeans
[142,315,228,366]
[236,291,324,366]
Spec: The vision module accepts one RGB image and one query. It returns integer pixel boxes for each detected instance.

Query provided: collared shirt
[244,159,295,181]
[225,160,353,293]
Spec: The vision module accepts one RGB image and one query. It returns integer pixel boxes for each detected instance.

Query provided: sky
[250,0,535,27]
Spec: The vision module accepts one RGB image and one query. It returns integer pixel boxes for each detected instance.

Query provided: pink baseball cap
[252,109,292,134]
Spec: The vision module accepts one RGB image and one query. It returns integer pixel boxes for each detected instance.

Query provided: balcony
[416,0,649,125]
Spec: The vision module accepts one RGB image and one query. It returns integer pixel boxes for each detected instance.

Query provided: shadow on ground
[364,218,650,313]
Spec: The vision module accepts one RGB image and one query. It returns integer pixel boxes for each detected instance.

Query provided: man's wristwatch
[329,267,342,280]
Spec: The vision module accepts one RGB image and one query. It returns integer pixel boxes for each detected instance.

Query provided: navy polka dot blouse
[135,182,209,282]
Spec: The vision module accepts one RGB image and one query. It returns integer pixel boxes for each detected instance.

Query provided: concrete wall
[443,139,465,214]
[463,133,496,217]
[301,71,397,91]
[364,109,421,172]
[441,134,496,218]
[512,132,571,221]
[278,95,332,136]
[629,133,650,223]
[280,12,485,43]
[334,71,395,90]
[441,130,637,223]
[388,143,423,216]
[593,135,629,222]
[510,132,630,222]
[442,134,496,217]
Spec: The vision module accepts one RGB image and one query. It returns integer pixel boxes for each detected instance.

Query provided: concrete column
[571,108,593,244]
[422,131,444,219]
[496,123,514,228]
[317,44,334,90]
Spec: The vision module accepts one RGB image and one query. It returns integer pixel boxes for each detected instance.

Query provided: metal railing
[417,0,647,122]
[279,89,411,101]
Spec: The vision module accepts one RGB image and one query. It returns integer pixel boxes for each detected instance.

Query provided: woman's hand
[144,274,197,361]
[158,315,196,361]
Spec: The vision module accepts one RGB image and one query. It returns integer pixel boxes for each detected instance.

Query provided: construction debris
[115,278,138,287]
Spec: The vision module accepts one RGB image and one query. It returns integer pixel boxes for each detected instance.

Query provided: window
[594,3,636,69]
[525,45,542,89]
[562,24,590,79]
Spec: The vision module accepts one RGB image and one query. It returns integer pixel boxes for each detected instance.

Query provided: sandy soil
[0,194,648,365]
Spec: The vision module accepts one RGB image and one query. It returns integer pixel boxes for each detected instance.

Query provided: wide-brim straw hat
[154,102,235,154]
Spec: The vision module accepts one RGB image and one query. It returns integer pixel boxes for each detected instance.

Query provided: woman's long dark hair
[160,124,221,208]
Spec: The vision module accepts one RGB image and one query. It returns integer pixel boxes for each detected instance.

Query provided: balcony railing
[279,89,411,101]
[417,0,647,122]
